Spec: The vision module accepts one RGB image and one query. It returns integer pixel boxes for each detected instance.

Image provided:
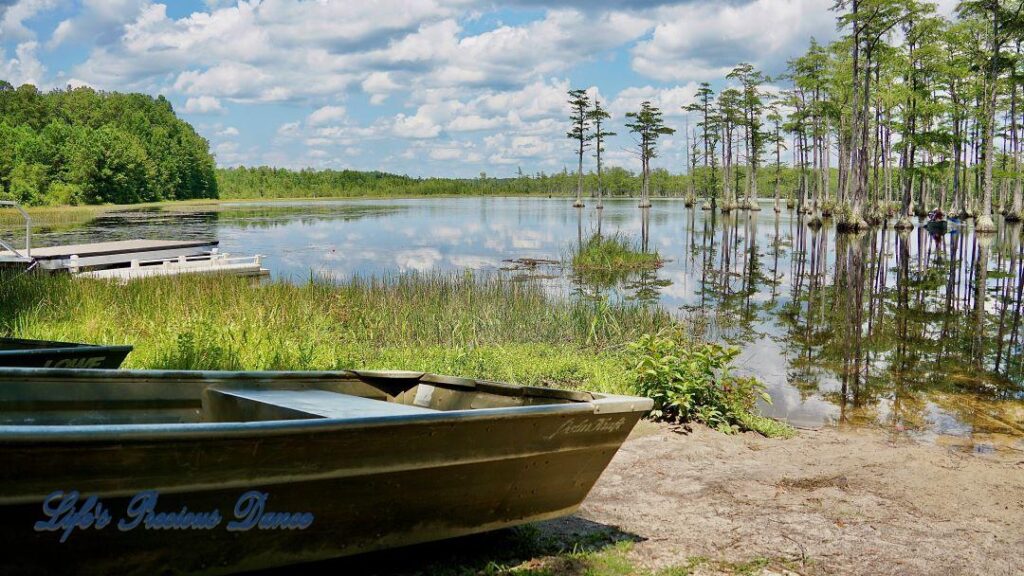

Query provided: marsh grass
[572,233,662,272]
[0,272,670,393]
[0,205,105,228]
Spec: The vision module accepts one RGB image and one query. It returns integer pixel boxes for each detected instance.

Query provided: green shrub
[45,182,83,206]
[627,331,793,437]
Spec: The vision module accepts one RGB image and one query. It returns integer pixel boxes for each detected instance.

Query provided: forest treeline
[215,165,760,199]
[0,82,217,206]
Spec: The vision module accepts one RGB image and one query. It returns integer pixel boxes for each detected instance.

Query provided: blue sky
[0,0,854,177]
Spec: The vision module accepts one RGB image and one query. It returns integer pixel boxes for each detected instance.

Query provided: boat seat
[203,388,437,422]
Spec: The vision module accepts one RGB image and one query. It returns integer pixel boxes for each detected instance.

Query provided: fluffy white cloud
[609,83,701,119]
[632,0,836,82]
[399,139,482,162]
[422,10,652,90]
[277,121,301,137]
[307,105,347,126]
[0,41,45,86]
[65,1,463,99]
[48,0,148,48]
[0,0,59,42]
[174,62,289,102]
[446,114,503,132]
[183,95,224,114]
[470,78,570,120]
[62,2,655,103]
[392,111,442,139]
[429,147,462,161]
[64,77,94,89]
[484,133,556,165]
[362,71,401,104]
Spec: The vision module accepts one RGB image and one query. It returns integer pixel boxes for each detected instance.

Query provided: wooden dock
[0,239,219,271]
[76,253,269,282]
[2,201,265,280]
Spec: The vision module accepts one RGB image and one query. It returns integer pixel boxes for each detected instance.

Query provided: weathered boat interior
[0,368,611,426]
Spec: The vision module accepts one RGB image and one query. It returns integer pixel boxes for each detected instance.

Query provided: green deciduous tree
[0,82,217,206]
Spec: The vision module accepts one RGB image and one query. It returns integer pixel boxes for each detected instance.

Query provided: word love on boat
[33,489,314,542]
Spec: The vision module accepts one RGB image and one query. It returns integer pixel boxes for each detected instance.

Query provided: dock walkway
[0,239,219,271]
[76,253,268,282]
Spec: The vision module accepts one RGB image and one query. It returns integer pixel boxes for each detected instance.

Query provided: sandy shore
[269,423,1024,575]
[560,422,1024,575]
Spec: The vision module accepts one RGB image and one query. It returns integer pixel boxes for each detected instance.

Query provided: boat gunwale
[0,367,653,442]
[0,403,593,441]
[0,345,134,358]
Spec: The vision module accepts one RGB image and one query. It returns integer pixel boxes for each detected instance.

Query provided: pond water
[13,197,1024,451]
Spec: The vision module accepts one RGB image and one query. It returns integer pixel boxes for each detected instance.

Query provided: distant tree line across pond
[0,81,217,206]
[216,165,693,199]
[215,164,817,200]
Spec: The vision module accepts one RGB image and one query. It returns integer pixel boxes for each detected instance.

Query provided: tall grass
[572,233,661,272]
[0,272,672,393]
[0,272,793,435]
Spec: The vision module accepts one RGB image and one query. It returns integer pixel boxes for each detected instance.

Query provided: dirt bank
[563,422,1024,575]
[273,423,1024,575]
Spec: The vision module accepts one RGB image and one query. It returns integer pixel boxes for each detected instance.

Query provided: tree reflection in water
[572,206,1024,446]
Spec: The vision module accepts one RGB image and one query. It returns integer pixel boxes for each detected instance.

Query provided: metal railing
[0,201,32,261]
[75,253,265,280]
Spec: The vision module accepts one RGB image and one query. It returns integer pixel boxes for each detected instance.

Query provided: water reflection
[9,197,1023,448]
[771,220,1023,449]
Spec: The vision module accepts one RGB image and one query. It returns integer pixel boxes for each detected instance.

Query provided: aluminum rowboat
[0,367,651,575]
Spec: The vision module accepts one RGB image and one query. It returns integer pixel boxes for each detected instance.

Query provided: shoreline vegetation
[0,271,792,437]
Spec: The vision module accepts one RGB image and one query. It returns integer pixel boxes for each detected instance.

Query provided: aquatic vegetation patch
[572,233,662,273]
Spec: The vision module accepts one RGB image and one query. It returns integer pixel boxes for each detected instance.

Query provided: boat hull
[0,338,131,369]
[0,369,649,575]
